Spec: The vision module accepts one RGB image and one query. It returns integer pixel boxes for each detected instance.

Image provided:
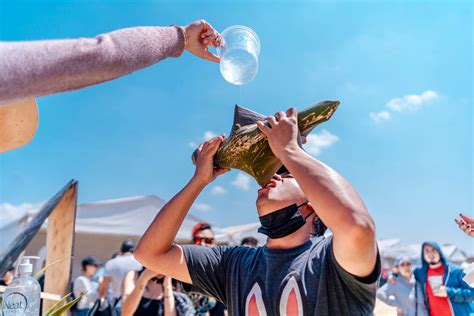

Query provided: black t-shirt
[182,236,381,315]
[133,292,195,316]
[209,301,227,316]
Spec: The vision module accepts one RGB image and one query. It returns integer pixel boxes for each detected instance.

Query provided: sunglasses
[194,237,215,244]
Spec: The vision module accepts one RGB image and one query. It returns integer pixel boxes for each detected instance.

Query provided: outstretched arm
[134,136,229,284]
[257,108,377,277]
[0,20,221,104]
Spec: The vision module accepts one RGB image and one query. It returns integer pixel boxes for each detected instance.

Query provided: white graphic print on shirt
[245,273,305,316]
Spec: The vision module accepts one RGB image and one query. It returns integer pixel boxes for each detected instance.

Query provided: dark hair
[241,237,258,246]
[137,269,183,291]
[120,240,136,253]
[81,256,101,270]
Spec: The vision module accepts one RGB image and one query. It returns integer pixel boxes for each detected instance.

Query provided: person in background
[73,256,102,316]
[413,242,474,316]
[454,213,474,238]
[122,268,194,316]
[0,265,15,286]
[377,256,427,316]
[192,222,218,247]
[240,237,258,247]
[190,222,227,316]
[99,240,143,313]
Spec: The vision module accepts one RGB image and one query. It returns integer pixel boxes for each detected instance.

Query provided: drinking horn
[192,100,340,187]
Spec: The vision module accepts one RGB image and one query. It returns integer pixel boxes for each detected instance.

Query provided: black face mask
[258,203,307,239]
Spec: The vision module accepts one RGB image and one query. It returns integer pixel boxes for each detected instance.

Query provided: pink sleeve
[0,26,185,104]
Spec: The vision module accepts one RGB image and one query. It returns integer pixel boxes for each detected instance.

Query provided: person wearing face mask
[134,107,381,315]
[377,256,427,316]
[413,242,474,316]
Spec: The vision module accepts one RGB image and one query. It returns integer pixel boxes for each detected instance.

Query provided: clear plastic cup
[217,25,260,85]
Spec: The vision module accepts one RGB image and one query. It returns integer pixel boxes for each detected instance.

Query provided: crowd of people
[61,223,258,316]
[66,215,471,316]
[377,240,473,316]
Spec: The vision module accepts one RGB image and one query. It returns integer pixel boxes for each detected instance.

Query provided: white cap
[17,256,39,275]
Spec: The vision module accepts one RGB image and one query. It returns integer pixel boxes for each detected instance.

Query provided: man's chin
[256,192,267,212]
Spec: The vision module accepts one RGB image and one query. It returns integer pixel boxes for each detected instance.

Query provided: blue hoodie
[413,241,474,315]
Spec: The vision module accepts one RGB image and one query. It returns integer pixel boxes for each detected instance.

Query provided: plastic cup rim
[220,25,260,55]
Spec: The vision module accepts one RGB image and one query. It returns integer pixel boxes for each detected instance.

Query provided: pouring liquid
[220,49,258,86]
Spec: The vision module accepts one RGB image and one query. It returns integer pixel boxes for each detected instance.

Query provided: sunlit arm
[281,145,377,277]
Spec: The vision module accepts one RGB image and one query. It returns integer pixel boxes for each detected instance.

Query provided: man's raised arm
[134,136,229,284]
[257,108,377,278]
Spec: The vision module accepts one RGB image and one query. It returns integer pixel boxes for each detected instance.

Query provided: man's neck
[266,235,310,250]
[428,262,443,269]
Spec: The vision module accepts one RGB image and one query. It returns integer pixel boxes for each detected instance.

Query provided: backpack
[88,297,120,316]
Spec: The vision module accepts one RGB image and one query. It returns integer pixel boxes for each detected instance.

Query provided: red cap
[192,221,212,238]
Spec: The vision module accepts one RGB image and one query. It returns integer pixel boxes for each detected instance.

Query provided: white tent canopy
[0,195,230,277]
[72,195,202,242]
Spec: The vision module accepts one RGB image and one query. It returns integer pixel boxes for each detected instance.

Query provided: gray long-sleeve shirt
[0,26,185,104]
[377,275,428,316]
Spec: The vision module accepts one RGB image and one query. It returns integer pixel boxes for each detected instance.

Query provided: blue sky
[1,0,472,251]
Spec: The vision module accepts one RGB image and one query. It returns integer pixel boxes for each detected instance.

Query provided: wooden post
[0,180,77,276]
[43,181,78,312]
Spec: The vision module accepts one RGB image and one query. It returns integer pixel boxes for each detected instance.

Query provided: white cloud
[203,130,217,140]
[231,173,251,191]
[188,130,218,148]
[387,90,439,112]
[193,202,212,212]
[369,111,391,123]
[304,129,339,156]
[210,185,227,195]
